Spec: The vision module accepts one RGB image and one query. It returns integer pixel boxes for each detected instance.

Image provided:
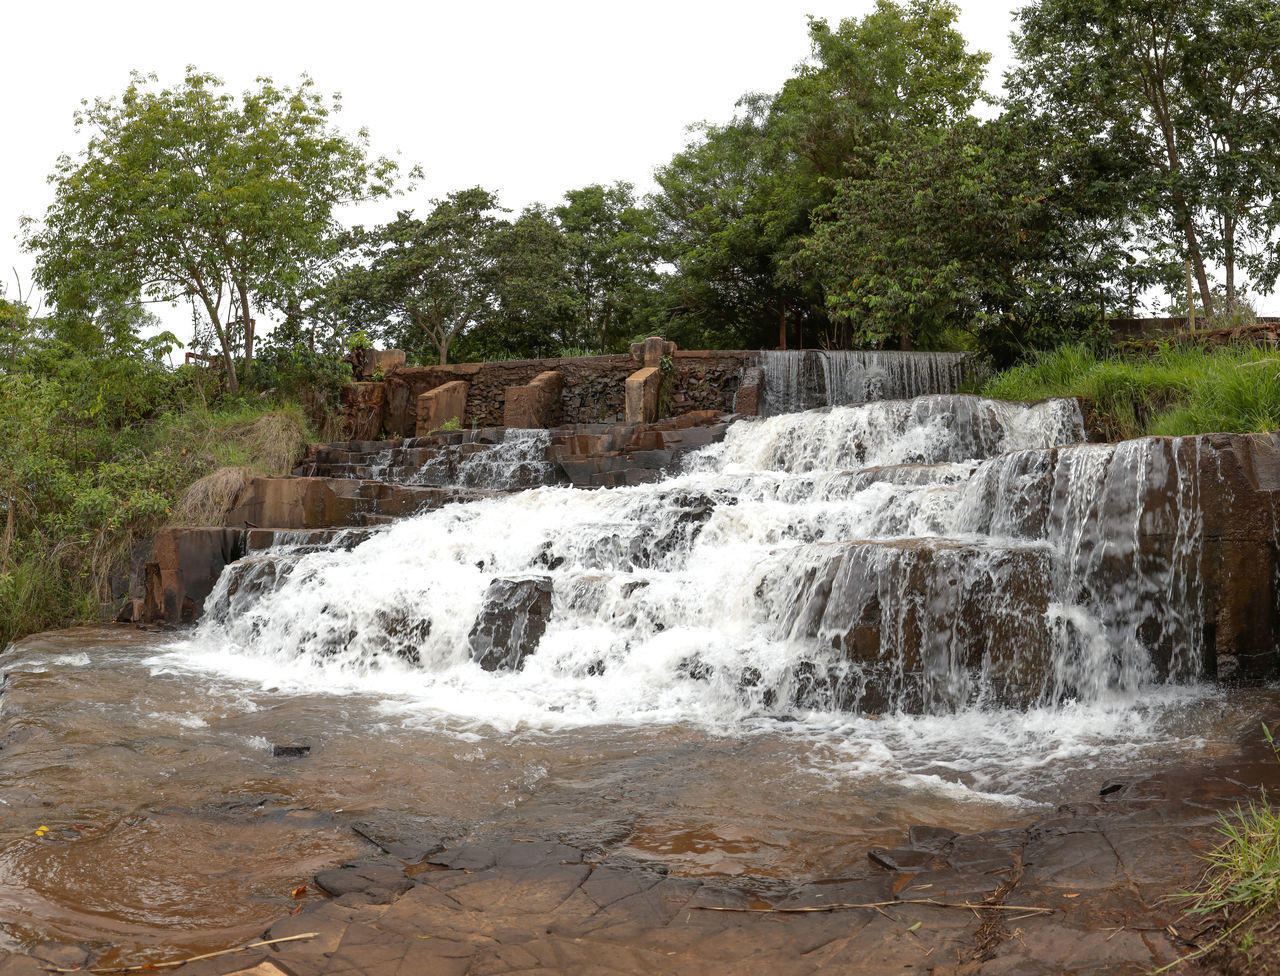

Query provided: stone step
[225,476,500,531]
[293,413,741,489]
[761,538,1057,711]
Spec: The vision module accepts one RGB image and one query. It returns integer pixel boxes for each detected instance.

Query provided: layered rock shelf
[127,411,740,626]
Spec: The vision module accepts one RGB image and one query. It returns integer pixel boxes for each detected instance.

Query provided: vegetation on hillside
[980,342,1280,440]
[0,298,319,649]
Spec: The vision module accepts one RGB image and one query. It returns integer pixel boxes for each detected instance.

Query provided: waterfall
[759,350,970,416]
[192,394,1213,722]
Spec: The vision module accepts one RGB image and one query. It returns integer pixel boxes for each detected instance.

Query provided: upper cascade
[759,350,970,416]
[189,393,1276,725]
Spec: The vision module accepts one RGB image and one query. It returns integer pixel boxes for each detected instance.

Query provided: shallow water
[3,626,1275,965]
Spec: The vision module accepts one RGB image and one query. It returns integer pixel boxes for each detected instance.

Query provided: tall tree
[652,95,816,349]
[335,188,504,365]
[1010,0,1280,318]
[652,1,990,350]
[473,205,579,360]
[554,183,660,354]
[799,117,1154,364]
[23,68,396,392]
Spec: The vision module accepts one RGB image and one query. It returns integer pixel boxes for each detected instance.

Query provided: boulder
[468,576,554,671]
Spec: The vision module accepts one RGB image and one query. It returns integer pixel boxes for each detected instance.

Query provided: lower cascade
[190,393,1247,721]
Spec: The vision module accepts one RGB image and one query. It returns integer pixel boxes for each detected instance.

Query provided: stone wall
[669,351,754,414]
[1112,317,1280,345]
[375,351,756,437]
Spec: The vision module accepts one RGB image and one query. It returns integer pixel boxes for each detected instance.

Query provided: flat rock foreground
[0,718,1275,976]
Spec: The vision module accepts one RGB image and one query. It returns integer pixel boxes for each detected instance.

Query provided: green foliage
[651,0,991,351]
[1009,0,1280,317]
[23,67,397,392]
[469,204,581,360]
[332,188,503,365]
[800,116,1150,365]
[0,292,313,648]
[248,326,351,439]
[981,342,1280,438]
[554,182,661,354]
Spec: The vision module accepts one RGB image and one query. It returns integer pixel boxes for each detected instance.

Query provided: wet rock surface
[468,576,555,671]
[90,734,1273,976]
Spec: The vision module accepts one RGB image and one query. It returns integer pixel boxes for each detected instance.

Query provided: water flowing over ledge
[184,393,1260,725]
[758,350,971,415]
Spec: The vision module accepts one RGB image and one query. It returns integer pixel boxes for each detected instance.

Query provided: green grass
[980,343,1280,439]
[1158,729,1280,974]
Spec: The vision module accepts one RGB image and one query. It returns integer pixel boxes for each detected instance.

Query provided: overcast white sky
[2,1,1035,339]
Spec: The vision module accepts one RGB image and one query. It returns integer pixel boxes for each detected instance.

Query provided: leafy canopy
[23,67,398,392]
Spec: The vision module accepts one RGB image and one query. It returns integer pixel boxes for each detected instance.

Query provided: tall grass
[0,400,310,650]
[981,343,1280,439]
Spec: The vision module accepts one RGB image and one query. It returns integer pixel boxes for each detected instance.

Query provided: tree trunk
[192,281,239,394]
[1180,209,1215,320]
[236,281,255,377]
[778,303,787,351]
[899,323,913,351]
[1224,216,1236,309]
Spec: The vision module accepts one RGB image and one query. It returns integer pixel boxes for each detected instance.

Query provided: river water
[2,394,1277,965]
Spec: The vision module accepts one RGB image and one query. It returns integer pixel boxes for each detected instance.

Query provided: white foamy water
[177,394,1214,747]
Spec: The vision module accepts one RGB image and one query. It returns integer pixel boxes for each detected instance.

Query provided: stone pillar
[503,370,564,428]
[625,337,675,424]
[416,381,469,436]
[736,366,764,416]
[625,366,661,424]
[358,348,406,379]
[629,336,676,368]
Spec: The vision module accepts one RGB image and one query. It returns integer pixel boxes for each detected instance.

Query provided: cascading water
[189,394,1208,723]
[366,428,563,490]
[759,350,970,416]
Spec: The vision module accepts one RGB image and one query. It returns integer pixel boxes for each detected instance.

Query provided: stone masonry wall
[377,351,757,437]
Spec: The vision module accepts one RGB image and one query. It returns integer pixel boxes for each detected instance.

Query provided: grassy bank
[0,385,312,649]
[980,343,1280,440]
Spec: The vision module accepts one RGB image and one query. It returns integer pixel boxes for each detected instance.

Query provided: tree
[23,68,396,393]
[1009,0,1280,319]
[799,118,1154,364]
[334,188,504,365]
[554,183,661,354]
[651,1,990,350]
[652,96,816,350]
[468,205,579,360]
